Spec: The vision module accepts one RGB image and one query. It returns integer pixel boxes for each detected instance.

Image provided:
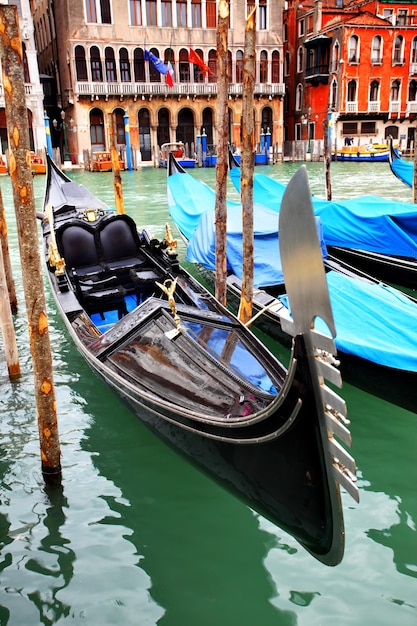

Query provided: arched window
[227,50,233,82]
[105,47,117,82]
[330,79,338,110]
[348,35,359,63]
[179,48,190,83]
[114,108,126,144]
[296,84,302,111]
[119,48,131,82]
[90,46,103,82]
[412,37,417,64]
[297,46,303,73]
[134,48,145,82]
[236,50,243,83]
[371,36,382,64]
[369,80,379,101]
[22,43,30,82]
[157,108,170,146]
[393,36,404,64]
[208,49,216,83]
[259,0,267,30]
[347,80,357,101]
[271,51,280,83]
[164,48,175,78]
[408,80,417,102]
[148,47,161,82]
[192,48,204,83]
[75,45,88,81]
[331,42,339,71]
[260,50,268,83]
[90,108,105,150]
[390,79,400,102]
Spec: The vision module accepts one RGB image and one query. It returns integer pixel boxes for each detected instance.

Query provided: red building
[283,0,417,158]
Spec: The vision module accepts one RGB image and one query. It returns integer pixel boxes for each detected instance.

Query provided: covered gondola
[388,136,413,188]
[168,152,417,411]
[40,156,358,566]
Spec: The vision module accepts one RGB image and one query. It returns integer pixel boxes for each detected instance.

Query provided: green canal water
[0,162,415,625]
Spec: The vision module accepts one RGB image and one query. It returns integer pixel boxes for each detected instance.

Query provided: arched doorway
[157,108,170,146]
[90,108,105,152]
[138,108,151,160]
[201,108,214,145]
[261,106,273,143]
[177,108,194,155]
[113,107,126,146]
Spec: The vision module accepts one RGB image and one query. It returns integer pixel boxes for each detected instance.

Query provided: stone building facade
[30,0,285,165]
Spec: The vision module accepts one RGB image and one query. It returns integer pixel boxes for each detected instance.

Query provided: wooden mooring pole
[239,7,256,325]
[0,186,18,313]
[0,4,61,486]
[214,0,229,306]
[110,113,125,214]
[0,231,20,379]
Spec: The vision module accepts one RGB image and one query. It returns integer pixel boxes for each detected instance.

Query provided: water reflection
[81,359,297,626]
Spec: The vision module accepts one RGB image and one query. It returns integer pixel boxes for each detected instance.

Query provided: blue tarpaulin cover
[168,170,417,371]
[230,166,417,258]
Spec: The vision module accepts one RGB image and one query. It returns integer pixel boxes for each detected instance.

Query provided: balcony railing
[410,63,417,75]
[406,101,417,115]
[75,81,285,100]
[368,101,380,113]
[346,101,358,113]
[389,101,400,114]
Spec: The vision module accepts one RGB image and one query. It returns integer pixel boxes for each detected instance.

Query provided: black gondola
[40,156,358,566]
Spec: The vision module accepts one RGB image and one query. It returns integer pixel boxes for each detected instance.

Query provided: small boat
[168,153,417,410]
[90,151,125,172]
[30,152,46,175]
[388,136,413,188]
[331,142,400,162]
[159,142,196,168]
[40,155,358,566]
[229,148,417,290]
[0,154,7,175]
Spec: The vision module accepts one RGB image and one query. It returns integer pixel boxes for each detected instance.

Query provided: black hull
[328,246,417,291]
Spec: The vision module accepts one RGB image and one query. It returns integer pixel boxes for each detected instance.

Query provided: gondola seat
[99,214,147,275]
[57,222,106,279]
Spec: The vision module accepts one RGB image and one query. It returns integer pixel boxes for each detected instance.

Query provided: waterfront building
[30,1,285,166]
[284,0,417,159]
[0,0,46,156]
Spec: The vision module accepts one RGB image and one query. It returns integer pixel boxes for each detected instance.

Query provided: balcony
[305,64,329,85]
[346,101,358,114]
[406,101,417,116]
[389,101,400,116]
[368,101,380,113]
[410,63,417,75]
[74,81,286,101]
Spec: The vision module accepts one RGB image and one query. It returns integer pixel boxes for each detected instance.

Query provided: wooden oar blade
[279,166,336,337]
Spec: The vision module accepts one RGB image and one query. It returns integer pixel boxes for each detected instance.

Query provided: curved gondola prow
[279,166,359,564]
[168,151,187,177]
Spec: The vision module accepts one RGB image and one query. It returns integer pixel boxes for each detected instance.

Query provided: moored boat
[388,136,413,188]
[331,142,400,162]
[159,142,196,168]
[90,151,125,172]
[30,152,46,175]
[229,148,417,290]
[168,152,417,411]
[40,155,358,565]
